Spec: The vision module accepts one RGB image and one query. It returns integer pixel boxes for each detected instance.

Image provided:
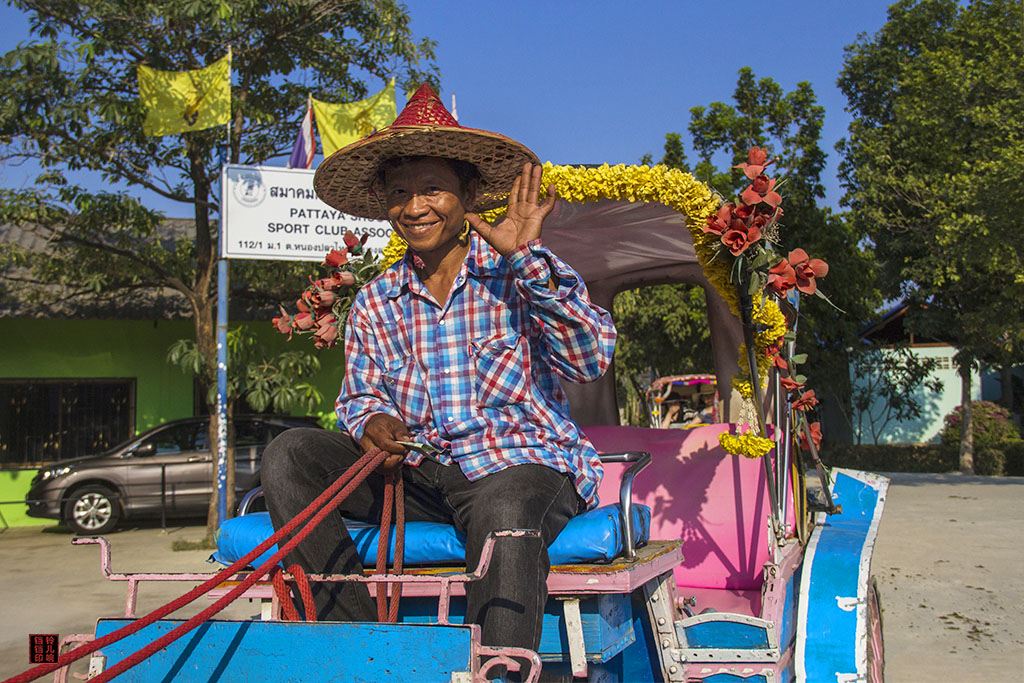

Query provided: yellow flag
[313,80,397,157]
[137,51,231,136]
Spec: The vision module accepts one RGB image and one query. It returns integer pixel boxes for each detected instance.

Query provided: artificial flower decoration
[788,248,829,295]
[799,421,823,452]
[767,257,796,296]
[271,231,379,349]
[741,174,782,208]
[733,146,772,180]
[719,430,775,459]
[792,390,819,412]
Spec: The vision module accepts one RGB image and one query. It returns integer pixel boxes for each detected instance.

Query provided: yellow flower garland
[377,162,789,458]
[719,431,775,459]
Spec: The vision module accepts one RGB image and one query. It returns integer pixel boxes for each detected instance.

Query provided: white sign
[220,164,393,261]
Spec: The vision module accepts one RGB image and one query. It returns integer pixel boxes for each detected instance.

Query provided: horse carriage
[20,163,887,683]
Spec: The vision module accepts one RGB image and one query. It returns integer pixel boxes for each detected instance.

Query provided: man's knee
[260,428,323,493]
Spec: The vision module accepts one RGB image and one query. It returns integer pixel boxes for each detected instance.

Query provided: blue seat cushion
[214,503,650,569]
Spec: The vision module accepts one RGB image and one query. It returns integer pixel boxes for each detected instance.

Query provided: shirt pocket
[382,359,432,427]
[472,333,532,408]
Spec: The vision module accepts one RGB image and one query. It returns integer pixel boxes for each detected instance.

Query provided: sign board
[220,164,393,261]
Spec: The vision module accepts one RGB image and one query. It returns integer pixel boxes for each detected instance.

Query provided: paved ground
[0,473,1021,681]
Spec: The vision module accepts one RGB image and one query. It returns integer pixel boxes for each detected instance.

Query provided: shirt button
[438,320,445,326]
[444,369,450,374]
[447,416,454,422]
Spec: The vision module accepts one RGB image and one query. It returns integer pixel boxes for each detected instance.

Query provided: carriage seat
[214,451,653,569]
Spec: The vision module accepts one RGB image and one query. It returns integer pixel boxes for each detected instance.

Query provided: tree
[847,345,943,445]
[633,69,880,438]
[0,0,438,536]
[837,0,1024,472]
[168,327,325,517]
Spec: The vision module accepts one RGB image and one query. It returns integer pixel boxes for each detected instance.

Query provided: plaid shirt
[337,232,616,509]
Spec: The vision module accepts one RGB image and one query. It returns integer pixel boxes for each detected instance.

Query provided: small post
[160,463,167,531]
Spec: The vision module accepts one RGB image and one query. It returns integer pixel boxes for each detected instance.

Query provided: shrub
[940,401,1021,449]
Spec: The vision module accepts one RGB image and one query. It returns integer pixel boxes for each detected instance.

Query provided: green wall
[0,317,347,525]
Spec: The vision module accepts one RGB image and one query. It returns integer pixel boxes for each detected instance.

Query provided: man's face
[382,157,475,258]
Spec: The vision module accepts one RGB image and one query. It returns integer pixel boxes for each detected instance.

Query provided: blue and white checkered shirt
[336,231,616,509]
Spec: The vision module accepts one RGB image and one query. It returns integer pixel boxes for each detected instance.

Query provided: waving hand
[466,163,556,257]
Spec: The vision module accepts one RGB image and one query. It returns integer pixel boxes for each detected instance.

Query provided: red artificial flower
[741,174,782,208]
[313,315,340,349]
[780,375,804,392]
[799,421,823,452]
[343,231,360,248]
[271,306,292,338]
[296,296,311,313]
[322,249,349,268]
[332,270,356,288]
[733,147,772,180]
[787,248,829,295]
[772,354,788,371]
[312,276,340,292]
[721,222,763,256]
[293,311,316,331]
[704,203,734,236]
[792,390,819,412]
[312,290,336,308]
[768,257,797,296]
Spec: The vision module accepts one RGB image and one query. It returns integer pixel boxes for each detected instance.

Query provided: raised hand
[466,162,556,257]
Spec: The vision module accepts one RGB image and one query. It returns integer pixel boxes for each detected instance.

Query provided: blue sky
[0,1,895,217]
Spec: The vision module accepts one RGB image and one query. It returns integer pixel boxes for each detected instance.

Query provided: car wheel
[64,485,121,535]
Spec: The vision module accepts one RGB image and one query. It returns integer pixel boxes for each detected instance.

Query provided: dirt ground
[0,472,1021,681]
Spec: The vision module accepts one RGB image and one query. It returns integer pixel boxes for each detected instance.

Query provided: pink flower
[792,390,819,412]
[313,315,340,349]
[294,311,315,331]
[271,306,292,338]
[787,248,829,295]
[721,222,762,256]
[312,276,340,292]
[799,422,823,451]
[332,270,356,288]
[733,146,772,180]
[312,290,336,308]
[741,174,782,208]
[296,297,310,313]
[768,257,797,296]
[322,249,349,268]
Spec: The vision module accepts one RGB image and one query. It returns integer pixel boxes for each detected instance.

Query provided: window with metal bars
[0,379,135,467]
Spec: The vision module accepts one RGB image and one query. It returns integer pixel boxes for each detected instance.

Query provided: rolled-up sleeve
[505,239,616,383]
[335,307,401,440]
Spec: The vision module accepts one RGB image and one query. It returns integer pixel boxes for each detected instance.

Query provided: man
[261,85,615,667]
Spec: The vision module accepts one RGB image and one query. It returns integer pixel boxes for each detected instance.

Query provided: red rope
[287,564,317,622]
[4,447,388,683]
[375,472,406,623]
[271,567,300,621]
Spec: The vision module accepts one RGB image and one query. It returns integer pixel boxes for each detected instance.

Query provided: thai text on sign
[221,164,392,261]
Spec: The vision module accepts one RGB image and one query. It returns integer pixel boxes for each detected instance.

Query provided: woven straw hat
[313,84,539,219]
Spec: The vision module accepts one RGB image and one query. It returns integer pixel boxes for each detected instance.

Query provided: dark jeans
[261,428,582,652]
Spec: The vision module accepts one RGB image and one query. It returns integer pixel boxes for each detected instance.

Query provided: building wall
[850,344,982,445]
[0,317,347,449]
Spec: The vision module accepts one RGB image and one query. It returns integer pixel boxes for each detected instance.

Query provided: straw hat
[313,84,539,219]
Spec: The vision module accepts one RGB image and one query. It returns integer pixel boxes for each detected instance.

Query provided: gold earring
[460,219,471,241]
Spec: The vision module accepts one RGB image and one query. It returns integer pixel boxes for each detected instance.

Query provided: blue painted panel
[801,471,883,681]
[779,569,798,653]
[395,593,634,663]
[595,591,661,682]
[94,619,475,682]
[704,674,768,683]
[684,619,770,649]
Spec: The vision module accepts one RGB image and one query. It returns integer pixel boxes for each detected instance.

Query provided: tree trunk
[959,363,974,475]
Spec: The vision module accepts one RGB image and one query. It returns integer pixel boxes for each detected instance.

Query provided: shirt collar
[384,232,502,299]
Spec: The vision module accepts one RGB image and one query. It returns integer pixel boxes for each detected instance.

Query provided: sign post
[216,164,392,524]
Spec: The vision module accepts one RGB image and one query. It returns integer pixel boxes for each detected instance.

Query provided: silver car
[26,415,318,534]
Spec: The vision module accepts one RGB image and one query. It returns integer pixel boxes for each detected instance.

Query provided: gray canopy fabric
[541,198,742,426]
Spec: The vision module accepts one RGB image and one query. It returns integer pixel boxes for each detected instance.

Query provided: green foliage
[940,401,1021,449]
[837,0,1024,373]
[849,345,944,445]
[167,327,325,415]
[612,284,713,426]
